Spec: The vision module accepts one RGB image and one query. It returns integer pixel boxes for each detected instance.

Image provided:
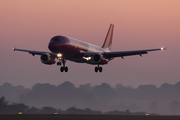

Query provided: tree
[26,107,40,114]
[9,103,29,114]
[0,96,8,114]
[128,103,139,112]
[149,101,158,113]
[169,100,180,114]
[39,107,57,114]
[94,83,116,102]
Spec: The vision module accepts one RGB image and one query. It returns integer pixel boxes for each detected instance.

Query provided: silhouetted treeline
[0,96,29,114]
[0,96,102,114]
[0,83,29,102]
[1,81,180,114]
[0,96,147,115]
[114,82,180,100]
[105,109,146,115]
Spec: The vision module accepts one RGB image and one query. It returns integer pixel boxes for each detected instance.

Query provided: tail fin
[102,24,114,51]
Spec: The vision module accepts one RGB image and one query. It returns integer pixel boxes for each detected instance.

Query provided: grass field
[1,115,180,120]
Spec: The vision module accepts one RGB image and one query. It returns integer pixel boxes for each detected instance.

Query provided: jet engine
[92,54,108,64]
[40,54,56,65]
[92,54,102,63]
[83,53,108,64]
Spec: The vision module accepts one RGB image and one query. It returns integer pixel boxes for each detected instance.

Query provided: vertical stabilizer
[102,24,114,51]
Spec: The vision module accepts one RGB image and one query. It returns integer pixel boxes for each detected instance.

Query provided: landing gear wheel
[99,67,102,72]
[65,67,68,72]
[94,65,103,72]
[57,62,61,66]
[95,67,98,72]
[60,67,64,72]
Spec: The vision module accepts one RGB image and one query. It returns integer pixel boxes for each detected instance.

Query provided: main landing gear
[95,65,102,73]
[57,59,68,72]
[60,66,68,72]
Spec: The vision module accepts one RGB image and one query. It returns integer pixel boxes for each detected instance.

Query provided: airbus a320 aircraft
[13,24,166,73]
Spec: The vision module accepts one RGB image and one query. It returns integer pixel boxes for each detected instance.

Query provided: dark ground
[1,115,180,120]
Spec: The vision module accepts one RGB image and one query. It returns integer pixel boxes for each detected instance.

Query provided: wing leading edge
[102,47,167,59]
[13,48,55,56]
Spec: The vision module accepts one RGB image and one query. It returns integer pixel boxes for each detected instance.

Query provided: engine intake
[40,54,56,65]
[92,54,101,63]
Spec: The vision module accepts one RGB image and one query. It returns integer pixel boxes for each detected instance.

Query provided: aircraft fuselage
[48,35,109,65]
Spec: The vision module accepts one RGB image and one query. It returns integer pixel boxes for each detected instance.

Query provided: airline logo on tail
[102,24,114,51]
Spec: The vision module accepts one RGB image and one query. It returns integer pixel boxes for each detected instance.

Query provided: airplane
[13,24,166,73]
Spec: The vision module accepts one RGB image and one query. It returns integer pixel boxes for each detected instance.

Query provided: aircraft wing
[13,48,55,56]
[102,47,167,59]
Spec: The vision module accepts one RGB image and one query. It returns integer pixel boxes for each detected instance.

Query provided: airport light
[146,113,149,116]
[18,112,22,114]
[54,113,58,115]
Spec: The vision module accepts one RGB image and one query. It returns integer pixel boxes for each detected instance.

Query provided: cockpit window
[59,39,64,42]
[51,37,64,42]
[51,38,58,41]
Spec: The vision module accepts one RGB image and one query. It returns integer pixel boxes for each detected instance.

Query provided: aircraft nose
[48,36,70,53]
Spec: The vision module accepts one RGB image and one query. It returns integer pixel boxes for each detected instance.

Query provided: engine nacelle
[40,54,56,65]
[92,54,102,63]
[92,54,108,64]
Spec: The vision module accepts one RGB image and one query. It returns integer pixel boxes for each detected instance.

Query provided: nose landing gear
[58,59,68,72]
[57,58,61,66]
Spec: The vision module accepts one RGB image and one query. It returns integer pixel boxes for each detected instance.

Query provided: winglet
[13,47,16,51]
[161,47,167,51]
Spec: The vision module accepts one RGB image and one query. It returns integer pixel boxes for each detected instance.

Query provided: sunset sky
[0,0,180,88]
